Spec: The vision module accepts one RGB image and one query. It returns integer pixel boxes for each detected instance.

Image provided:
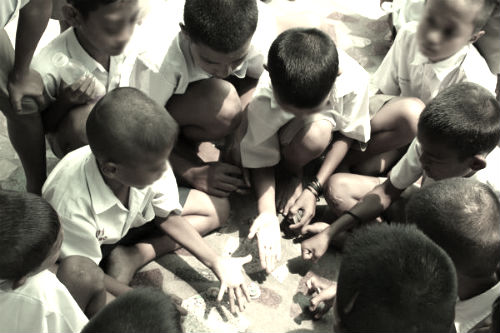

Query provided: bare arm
[251,166,276,215]
[315,134,353,187]
[103,274,132,297]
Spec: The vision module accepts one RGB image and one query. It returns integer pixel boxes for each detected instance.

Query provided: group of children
[1,0,500,331]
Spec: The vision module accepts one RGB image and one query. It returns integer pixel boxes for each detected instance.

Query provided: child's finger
[241,283,251,303]
[217,283,226,302]
[229,288,236,313]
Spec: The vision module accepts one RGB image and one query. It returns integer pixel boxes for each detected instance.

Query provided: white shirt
[240,50,371,168]
[129,0,276,106]
[0,270,88,333]
[455,282,500,333]
[31,27,139,103]
[42,146,182,264]
[373,22,497,104]
[389,139,500,197]
[0,0,29,28]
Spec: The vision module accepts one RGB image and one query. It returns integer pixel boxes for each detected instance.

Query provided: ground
[0,1,391,331]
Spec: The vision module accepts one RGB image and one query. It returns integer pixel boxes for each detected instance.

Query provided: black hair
[337,223,457,332]
[418,82,500,160]
[406,177,500,278]
[81,287,182,333]
[67,0,120,18]
[267,28,339,109]
[183,0,258,53]
[86,87,179,163]
[0,190,60,282]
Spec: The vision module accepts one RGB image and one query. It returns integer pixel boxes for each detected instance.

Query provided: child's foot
[106,245,144,285]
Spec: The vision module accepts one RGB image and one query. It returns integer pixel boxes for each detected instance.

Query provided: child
[130,0,276,198]
[241,27,371,273]
[0,0,52,194]
[301,82,500,261]
[406,178,500,333]
[31,0,143,157]
[42,87,251,314]
[0,190,95,332]
[82,287,182,333]
[307,223,457,332]
[349,0,498,174]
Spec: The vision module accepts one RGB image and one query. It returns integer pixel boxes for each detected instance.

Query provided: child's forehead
[89,0,140,19]
[425,0,481,23]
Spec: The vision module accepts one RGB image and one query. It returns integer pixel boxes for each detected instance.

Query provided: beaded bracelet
[307,177,323,196]
[305,185,320,202]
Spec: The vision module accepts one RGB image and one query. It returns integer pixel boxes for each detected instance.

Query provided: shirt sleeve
[389,139,424,190]
[372,27,405,95]
[150,164,183,218]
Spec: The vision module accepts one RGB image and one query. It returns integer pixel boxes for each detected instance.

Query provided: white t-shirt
[129,0,276,106]
[389,139,500,198]
[0,270,88,333]
[31,27,139,104]
[0,0,29,28]
[42,146,183,264]
[373,22,497,104]
[455,282,500,333]
[240,49,371,168]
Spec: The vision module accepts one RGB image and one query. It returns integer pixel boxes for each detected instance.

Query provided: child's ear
[100,161,118,179]
[469,30,485,44]
[62,4,83,28]
[12,276,28,290]
[470,154,487,171]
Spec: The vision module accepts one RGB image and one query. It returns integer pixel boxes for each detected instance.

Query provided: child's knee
[284,120,333,166]
[324,174,355,215]
[57,255,105,291]
[211,195,231,227]
[209,79,243,138]
[397,97,425,132]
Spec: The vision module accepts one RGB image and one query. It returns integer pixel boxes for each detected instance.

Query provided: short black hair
[67,0,120,18]
[0,190,60,282]
[183,0,258,53]
[418,82,500,160]
[406,177,500,278]
[82,287,182,333]
[337,223,457,332]
[86,87,179,163]
[267,28,339,109]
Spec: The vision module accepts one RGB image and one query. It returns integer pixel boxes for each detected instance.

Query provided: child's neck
[457,272,498,300]
[97,164,130,209]
[74,29,110,71]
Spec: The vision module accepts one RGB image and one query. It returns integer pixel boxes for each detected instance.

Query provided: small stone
[248,282,261,299]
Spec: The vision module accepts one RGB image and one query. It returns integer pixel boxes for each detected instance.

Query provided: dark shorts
[100,186,191,264]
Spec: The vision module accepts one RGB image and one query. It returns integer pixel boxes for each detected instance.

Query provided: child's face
[416,0,482,62]
[417,132,475,180]
[113,147,171,189]
[189,38,252,79]
[73,0,140,56]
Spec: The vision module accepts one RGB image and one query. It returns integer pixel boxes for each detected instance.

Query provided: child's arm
[7,0,52,112]
[301,178,403,261]
[287,133,353,232]
[247,166,281,274]
[159,214,251,313]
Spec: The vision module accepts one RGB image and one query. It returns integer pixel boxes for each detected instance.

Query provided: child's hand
[306,276,337,319]
[248,212,282,273]
[301,230,330,262]
[59,75,99,106]
[212,254,252,313]
[287,189,317,233]
[191,162,247,197]
[7,69,45,112]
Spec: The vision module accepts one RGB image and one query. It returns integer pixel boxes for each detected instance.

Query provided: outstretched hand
[306,276,337,319]
[248,212,281,274]
[301,229,330,262]
[213,254,252,313]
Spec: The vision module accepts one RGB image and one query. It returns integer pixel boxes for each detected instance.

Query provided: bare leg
[106,190,230,284]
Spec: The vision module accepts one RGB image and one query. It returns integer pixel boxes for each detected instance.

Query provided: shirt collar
[84,154,123,214]
[411,45,469,81]
[66,28,108,74]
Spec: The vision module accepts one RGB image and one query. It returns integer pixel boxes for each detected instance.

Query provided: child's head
[86,87,179,189]
[406,178,500,279]
[417,0,496,62]
[81,287,182,333]
[267,28,339,114]
[417,82,500,180]
[0,191,62,287]
[334,223,457,332]
[181,0,258,79]
[63,0,140,56]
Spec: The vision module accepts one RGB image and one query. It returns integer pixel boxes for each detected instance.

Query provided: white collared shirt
[31,27,138,104]
[389,139,500,198]
[373,22,497,104]
[42,146,182,264]
[240,49,371,168]
[0,0,29,28]
[129,0,276,106]
[0,270,88,333]
[455,282,500,333]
